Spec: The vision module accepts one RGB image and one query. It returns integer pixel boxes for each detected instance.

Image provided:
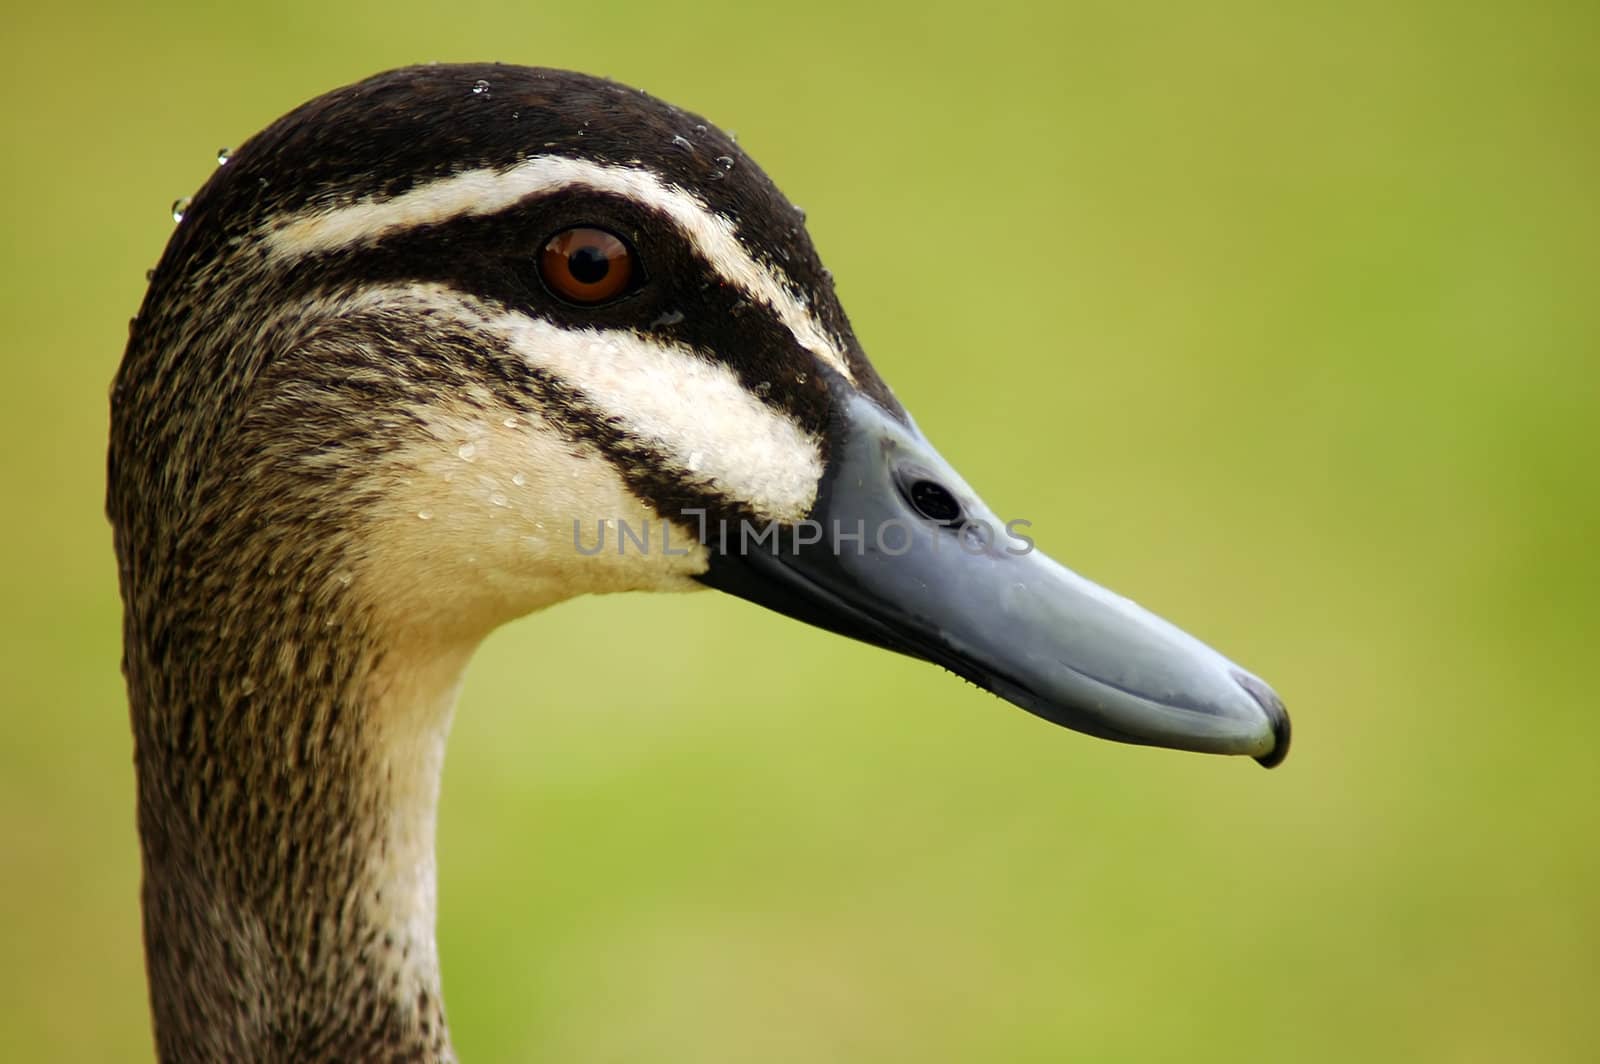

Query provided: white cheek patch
[496,314,826,523]
[263,155,854,384]
[364,404,712,636]
[360,284,825,523]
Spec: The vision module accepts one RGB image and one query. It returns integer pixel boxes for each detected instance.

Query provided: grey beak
[697,394,1290,767]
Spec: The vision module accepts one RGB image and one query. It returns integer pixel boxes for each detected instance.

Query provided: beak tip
[1232,669,1291,769]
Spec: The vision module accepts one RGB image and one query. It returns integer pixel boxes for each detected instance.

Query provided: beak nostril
[1233,669,1291,769]
[907,479,962,525]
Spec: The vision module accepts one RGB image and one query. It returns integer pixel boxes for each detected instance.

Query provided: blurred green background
[3,0,1595,1060]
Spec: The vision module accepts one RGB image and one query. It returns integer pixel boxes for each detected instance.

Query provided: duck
[108,63,1289,1062]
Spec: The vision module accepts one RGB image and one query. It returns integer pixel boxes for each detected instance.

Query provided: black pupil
[910,479,962,524]
[568,245,611,284]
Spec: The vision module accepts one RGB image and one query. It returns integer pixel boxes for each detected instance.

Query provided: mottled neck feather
[126,557,471,1061]
[114,264,715,1060]
[112,63,861,1059]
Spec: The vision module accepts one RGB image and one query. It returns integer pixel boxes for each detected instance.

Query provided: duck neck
[129,593,473,1062]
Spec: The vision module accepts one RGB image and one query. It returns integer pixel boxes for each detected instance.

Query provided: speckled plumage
[110,64,884,1061]
[110,60,1291,1063]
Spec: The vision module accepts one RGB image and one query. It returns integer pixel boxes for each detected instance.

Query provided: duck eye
[539,226,635,304]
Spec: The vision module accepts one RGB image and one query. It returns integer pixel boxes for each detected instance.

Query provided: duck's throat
[131,618,473,1063]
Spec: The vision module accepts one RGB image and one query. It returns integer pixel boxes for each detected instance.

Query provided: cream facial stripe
[368,283,825,522]
[264,156,854,383]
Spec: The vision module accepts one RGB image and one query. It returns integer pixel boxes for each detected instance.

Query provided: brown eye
[538,226,635,304]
